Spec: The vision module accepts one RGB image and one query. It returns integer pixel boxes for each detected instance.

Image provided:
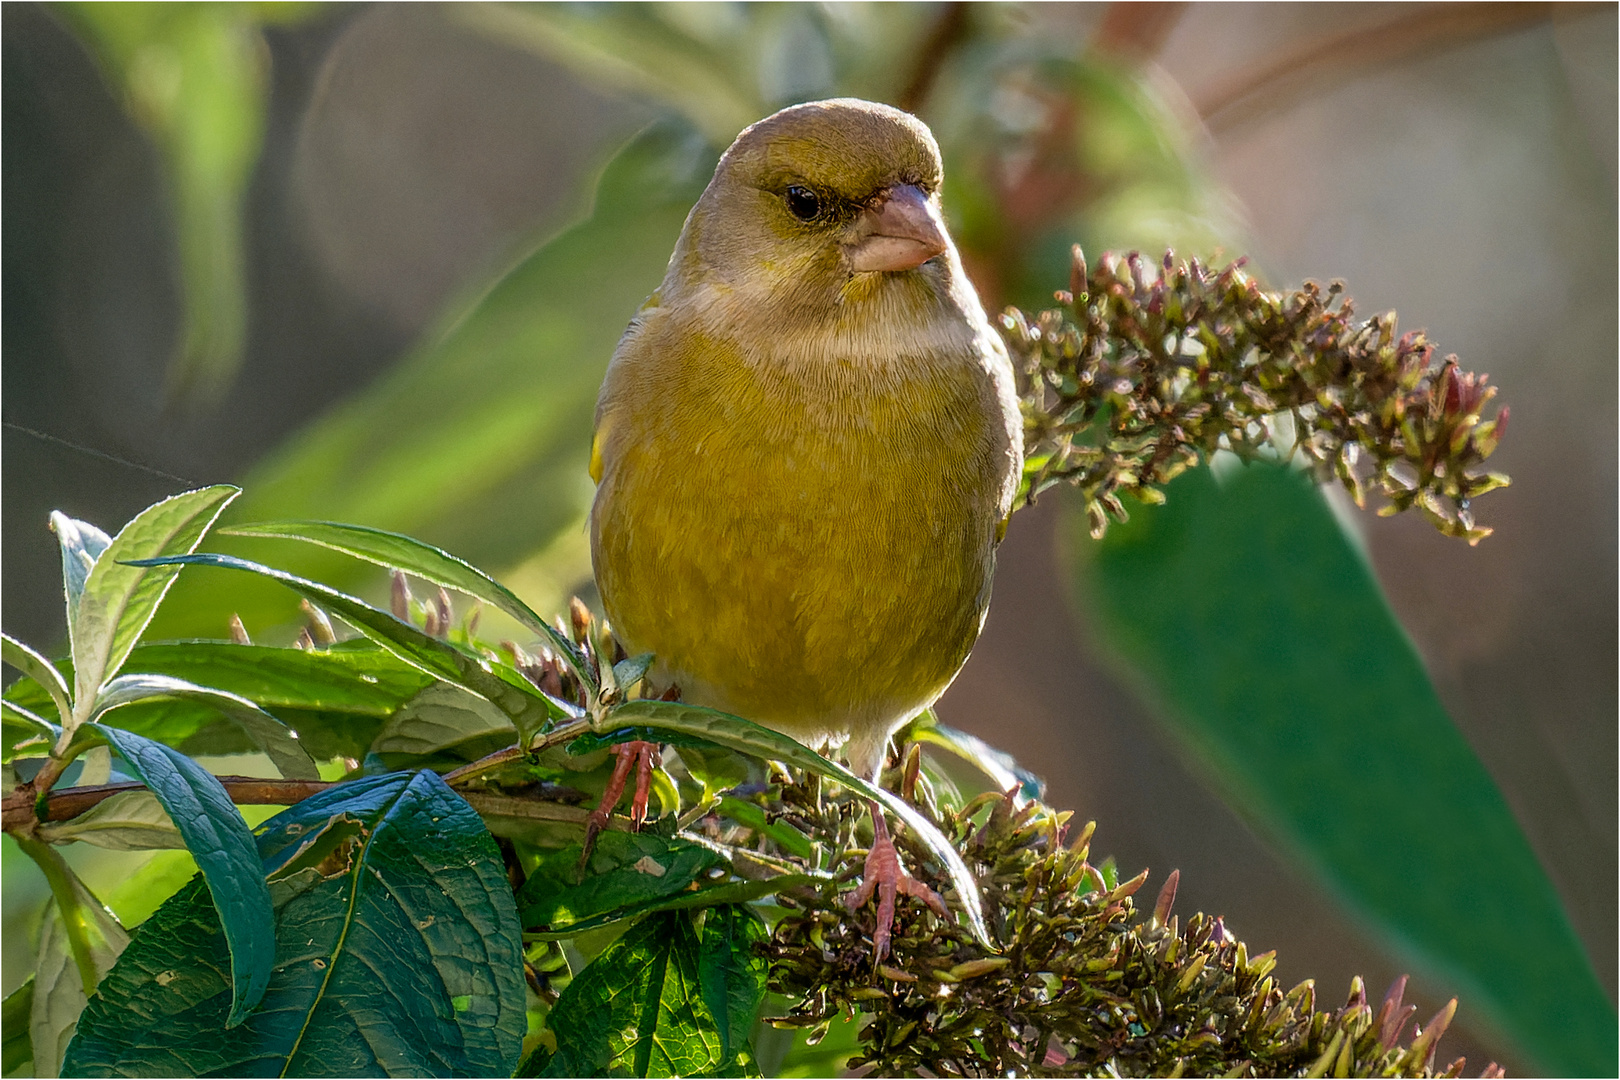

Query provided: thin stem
[441,720,591,786]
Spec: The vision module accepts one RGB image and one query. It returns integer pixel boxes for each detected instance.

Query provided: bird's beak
[845,184,948,273]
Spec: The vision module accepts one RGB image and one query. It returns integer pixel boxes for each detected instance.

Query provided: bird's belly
[592,399,1000,746]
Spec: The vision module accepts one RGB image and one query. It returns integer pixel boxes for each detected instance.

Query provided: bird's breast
[591,317,1019,745]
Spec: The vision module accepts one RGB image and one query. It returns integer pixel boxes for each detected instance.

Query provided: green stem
[12,833,101,996]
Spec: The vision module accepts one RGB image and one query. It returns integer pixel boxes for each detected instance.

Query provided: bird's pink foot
[582,740,659,860]
[845,802,948,960]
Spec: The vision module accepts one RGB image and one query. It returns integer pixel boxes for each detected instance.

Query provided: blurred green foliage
[57,3,324,405]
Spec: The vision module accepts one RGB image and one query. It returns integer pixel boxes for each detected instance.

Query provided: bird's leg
[846,799,948,961]
[580,684,679,861]
[581,740,660,865]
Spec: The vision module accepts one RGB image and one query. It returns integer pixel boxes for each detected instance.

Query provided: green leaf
[63,771,526,1077]
[46,513,110,622]
[2,978,33,1077]
[544,910,723,1078]
[146,124,714,641]
[24,867,128,1078]
[5,641,437,761]
[3,700,58,761]
[86,723,273,1028]
[1073,460,1617,1076]
[1,633,72,728]
[606,699,991,950]
[135,552,563,745]
[519,831,726,935]
[698,906,768,1071]
[38,788,184,851]
[66,486,240,725]
[369,682,515,759]
[223,520,591,687]
[93,673,319,780]
[716,796,812,860]
[118,640,435,716]
[909,716,1046,801]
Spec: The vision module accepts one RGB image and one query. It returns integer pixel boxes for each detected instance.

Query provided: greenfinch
[588,98,1021,953]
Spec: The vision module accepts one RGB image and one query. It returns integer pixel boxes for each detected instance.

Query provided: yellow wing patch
[589,422,609,485]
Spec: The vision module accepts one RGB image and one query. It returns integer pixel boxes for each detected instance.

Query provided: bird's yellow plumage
[590,99,1021,784]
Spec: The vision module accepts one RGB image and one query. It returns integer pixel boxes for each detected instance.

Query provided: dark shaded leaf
[1073,460,1616,1076]
[698,905,768,1070]
[369,682,515,759]
[86,724,272,1027]
[519,831,725,935]
[64,771,526,1077]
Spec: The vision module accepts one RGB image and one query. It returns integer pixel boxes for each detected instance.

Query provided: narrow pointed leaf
[130,552,561,743]
[86,724,272,1027]
[63,771,526,1077]
[2,632,72,727]
[605,698,991,949]
[69,486,239,721]
[223,520,592,687]
[93,673,318,780]
[1073,461,1616,1076]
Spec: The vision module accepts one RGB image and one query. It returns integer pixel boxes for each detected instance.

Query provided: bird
[587,98,1022,958]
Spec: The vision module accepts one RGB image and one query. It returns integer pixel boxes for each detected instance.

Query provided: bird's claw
[581,739,660,866]
[846,808,948,961]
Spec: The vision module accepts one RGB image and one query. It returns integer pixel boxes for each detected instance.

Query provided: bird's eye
[784,185,822,221]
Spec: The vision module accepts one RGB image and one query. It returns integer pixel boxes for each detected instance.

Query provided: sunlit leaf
[24,865,128,1078]
[697,905,768,1071]
[64,486,239,726]
[132,552,562,745]
[542,910,723,1078]
[38,789,184,852]
[1072,460,1616,1076]
[2,633,72,727]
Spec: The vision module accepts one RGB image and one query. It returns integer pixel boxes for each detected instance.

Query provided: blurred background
[3,3,1614,1075]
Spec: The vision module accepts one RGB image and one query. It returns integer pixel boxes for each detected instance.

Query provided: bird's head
[669,99,969,339]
